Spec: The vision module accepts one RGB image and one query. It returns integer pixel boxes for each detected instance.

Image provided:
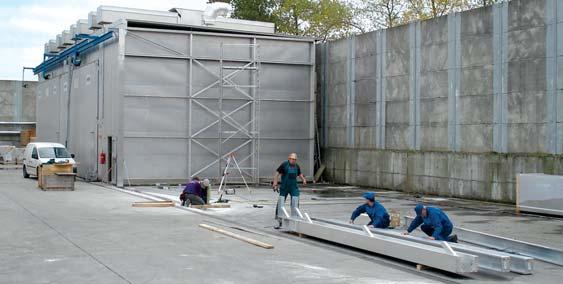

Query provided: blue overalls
[407,207,453,241]
[275,161,300,219]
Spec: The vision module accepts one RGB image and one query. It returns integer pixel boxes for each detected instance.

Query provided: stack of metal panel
[278,209,563,275]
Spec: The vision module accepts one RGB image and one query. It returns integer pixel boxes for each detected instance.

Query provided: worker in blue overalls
[403,204,458,242]
[349,192,390,229]
[272,153,307,229]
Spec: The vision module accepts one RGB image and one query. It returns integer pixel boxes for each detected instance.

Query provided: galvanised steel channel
[280,210,478,274]
[405,216,561,266]
[314,217,535,274]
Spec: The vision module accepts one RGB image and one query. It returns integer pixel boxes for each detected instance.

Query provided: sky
[0,0,208,81]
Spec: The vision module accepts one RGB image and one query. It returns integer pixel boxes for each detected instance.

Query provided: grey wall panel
[257,39,311,63]
[125,30,189,57]
[123,96,189,137]
[192,35,252,60]
[259,101,311,138]
[124,137,188,179]
[259,140,312,174]
[67,62,99,180]
[36,78,61,143]
[123,57,188,86]
[260,64,311,100]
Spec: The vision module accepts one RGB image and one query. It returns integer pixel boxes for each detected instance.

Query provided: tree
[230,0,278,23]
[402,0,469,21]
[466,0,502,8]
[230,0,353,40]
[351,0,408,30]
[274,0,353,39]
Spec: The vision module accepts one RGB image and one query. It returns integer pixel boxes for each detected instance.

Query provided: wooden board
[199,224,274,249]
[191,204,231,209]
[132,201,175,207]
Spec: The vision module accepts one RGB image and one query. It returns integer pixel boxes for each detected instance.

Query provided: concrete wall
[0,80,37,146]
[318,0,563,203]
[0,80,36,122]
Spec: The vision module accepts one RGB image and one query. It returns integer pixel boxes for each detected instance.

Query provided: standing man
[349,192,390,229]
[403,204,458,242]
[273,153,307,229]
[180,176,205,206]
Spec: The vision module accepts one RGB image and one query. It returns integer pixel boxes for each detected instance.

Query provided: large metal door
[68,62,98,180]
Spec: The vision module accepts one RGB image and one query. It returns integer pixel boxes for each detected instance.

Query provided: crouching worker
[179,177,205,206]
[402,204,457,242]
[349,192,390,229]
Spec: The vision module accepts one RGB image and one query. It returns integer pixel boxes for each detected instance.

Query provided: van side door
[28,146,39,175]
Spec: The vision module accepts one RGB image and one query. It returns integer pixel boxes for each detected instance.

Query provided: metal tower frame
[190,40,261,183]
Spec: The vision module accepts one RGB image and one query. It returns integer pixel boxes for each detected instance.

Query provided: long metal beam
[314,217,533,274]
[281,211,478,274]
[404,216,563,266]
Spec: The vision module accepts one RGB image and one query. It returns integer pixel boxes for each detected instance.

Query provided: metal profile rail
[314,217,533,274]
[404,216,563,266]
[281,210,478,274]
[33,31,114,75]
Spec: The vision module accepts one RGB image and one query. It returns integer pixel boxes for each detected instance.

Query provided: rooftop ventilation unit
[48,40,59,53]
[76,19,90,34]
[172,4,274,34]
[56,34,65,49]
[62,30,73,45]
[88,11,101,30]
[169,8,203,26]
[96,6,178,25]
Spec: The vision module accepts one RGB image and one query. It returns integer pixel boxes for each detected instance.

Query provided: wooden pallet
[38,164,74,191]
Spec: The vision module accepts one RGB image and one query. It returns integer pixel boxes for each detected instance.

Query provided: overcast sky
[0,0,208,81]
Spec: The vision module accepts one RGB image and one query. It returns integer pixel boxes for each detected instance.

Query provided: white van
[23,142,77,178]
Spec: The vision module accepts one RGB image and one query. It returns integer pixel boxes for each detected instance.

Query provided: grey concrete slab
[0,169,448,284]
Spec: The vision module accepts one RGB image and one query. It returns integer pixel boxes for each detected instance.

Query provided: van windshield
[38,147,71,159]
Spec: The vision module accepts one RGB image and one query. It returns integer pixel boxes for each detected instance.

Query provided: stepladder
[216,153,251,202]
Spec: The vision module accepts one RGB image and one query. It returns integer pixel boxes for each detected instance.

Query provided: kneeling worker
[349,192,390,229]
[180,177,205,206]
[403,204,457,242]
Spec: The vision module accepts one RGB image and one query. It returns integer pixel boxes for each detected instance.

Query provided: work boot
[274,219,282,229]
[448,234,458,243]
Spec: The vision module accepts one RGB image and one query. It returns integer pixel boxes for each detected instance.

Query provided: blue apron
[280,161,299,197]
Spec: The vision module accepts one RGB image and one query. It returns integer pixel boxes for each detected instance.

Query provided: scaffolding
[191,41,261,184]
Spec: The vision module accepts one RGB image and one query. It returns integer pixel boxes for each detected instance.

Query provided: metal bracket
[304,212,313,223]
[441,241,458,256]
[362,225,374,237]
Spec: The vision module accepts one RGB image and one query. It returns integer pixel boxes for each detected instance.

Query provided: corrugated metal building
[35,5,315,186]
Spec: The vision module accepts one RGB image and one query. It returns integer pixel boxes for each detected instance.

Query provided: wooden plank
[314,164,326,182]
[199,224,274,249]
[132,201,174,207]
[191,204,231,209]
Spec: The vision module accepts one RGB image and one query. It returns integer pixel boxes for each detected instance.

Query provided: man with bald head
[272,153,307,229]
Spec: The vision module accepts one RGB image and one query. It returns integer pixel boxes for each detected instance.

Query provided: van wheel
[23,166,30,178]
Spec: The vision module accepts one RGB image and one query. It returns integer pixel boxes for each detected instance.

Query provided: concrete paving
[136,182,563,284]
[2,169,563,283]
[0,169,445,284]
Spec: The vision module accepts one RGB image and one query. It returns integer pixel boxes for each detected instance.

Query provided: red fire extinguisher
[99,152,106,164]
